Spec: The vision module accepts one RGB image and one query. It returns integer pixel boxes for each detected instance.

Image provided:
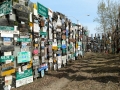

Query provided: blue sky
[30,0,101,37]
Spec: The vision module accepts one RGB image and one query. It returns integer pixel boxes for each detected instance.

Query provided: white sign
[34,23,39,32]
[16,76,33,88]
[57,56,62,64]
[33,55,39,60]
[58,63,61,69]
[48,8,53,17]
[62,56,66,64]
[1,33,13,37]
[4,51,12,56]
[0,30,19,34]
[52,42,57,46]
[5,75,12,86]
[49,57,53,63]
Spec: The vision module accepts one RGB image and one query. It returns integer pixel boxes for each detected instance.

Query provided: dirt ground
[12,52,120,90]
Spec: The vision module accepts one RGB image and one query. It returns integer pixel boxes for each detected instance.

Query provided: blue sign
[3,37,10,41]
[62,45,66,49]
[66,30,69,37]
[38,65,48,72]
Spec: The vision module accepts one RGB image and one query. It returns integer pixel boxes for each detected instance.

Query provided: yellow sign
[34,44,39,47]
[27,60,32,69]
[29,22,33,27]
[52,46,58,50]
[1,69,15,76]
[76,44,78,48]
[34,3,37,9]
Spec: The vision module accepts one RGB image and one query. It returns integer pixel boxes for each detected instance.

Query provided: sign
[0,30,19,34]
[0,55,14,63]
[37,2,48,18]
[1,45,14,52]
[16,68,33,80]
[0,26,14,31]
[19,28,28,32]
[17,51,31,63]
[3,37,11,41]
[13,3,29,13]
[1,69,15,76]
[5,75,12,85]
[0,0,12,17]
[48,8,53,17]
[1,62,14,71]
[38,64,48,72]
[41,70,44,77]
[4,51,12,56]
[40,31,47,36]
[16,68,33,87]
[16,10,29,22]
[33,59,40,66]
[17,38,31,42]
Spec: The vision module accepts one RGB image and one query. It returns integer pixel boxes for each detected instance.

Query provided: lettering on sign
[0,26,14,31]
[17,51,31,63]
[37,2,48,18]
[0,0,12,17]
[0,30,19,34]
[0,55,14,63]
[0,62,14,71]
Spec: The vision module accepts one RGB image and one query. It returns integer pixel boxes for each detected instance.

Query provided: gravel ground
[11,52,120,90]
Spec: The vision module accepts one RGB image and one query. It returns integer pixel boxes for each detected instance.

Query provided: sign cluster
[0,0,88,89]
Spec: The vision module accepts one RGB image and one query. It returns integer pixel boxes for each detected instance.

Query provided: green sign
[17,51,31,63]
[16,68,33,80]
[0,26,14,31]
[0,55,14,62]
[17,38,31,42]
[57,44,61,48]
[0,0,12,17]
[40,31,47,36]
[69,44,72,50]
[37,2,48,18]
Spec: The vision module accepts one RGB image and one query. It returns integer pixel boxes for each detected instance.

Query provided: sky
[30,0,101,37]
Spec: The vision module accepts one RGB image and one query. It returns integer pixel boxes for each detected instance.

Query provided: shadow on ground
[46,53,120,84]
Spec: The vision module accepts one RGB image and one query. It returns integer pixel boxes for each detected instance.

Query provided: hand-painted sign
[37,2,48,18]
[17,51,31,63]
[0,0,12,17]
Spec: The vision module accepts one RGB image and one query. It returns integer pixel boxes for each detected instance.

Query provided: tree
[94,0,120,34]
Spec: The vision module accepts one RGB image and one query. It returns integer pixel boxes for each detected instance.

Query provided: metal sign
[16,68,33,87]
[0,26,14,31]
[37,2,48,18]
[0,30,19,34]
[0,55,14,63]
[0,0,12,17]
[17,38,31,42]
[17,51,31,63]
[3,37,11,42]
